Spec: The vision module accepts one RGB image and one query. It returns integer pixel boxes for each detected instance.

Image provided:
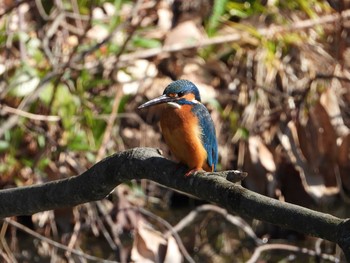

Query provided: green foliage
[118,94,132,113]
[236,127,249,140]
[9,64,40,97]
[226,0,265,19]
[132,36,162,49]
[207,0,227,36]
[0,140,9,152]
[108,0,124,30]
[277,0,331,18]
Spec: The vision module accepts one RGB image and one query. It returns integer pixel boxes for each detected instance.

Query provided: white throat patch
[167,102,181,109]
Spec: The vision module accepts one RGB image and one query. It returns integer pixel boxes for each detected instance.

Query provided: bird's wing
[192,103,218,171]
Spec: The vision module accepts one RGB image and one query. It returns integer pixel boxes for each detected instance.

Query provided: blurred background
[0,0,349,262]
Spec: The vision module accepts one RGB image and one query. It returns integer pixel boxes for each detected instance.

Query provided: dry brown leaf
[280,121,339,204]
[276,156,315,207]
[338,133,350,194]
[131,220,182,263]
[296,102,338,187]
[309,102,338,186]
[164,20,205,47]
[132,220,167,263]
[320,87,349,137]
[164,236,183,263]
[242,137,270,195]
[249,136,276,173]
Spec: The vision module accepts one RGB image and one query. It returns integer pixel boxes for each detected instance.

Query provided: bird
[138,80,218,176]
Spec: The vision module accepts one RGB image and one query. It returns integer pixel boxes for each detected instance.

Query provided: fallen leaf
[338,133,350,195]
[164,20,205,47]
[131,220,182,263]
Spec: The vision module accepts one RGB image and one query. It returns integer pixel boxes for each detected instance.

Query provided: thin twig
[0,71,60,139]
[3,218,117,263]
[0,0,30,19]
[70,0,83,30]
[94,201,119,251]
[96,87,122,161]
[47,4,94,112]
[65,209,81,258]
[116,9,350,63]
[0,221,17,263]
[35,0,50,20]
[246,243,340,263]
[168,204,262,245]
[17,2,27,61]
[136,207,196,263]
[0,104,60,122]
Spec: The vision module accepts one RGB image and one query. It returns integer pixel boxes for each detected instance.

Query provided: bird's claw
[185,168,205,177]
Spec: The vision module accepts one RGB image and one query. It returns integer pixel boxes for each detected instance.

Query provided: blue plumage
[138,79,219,175]
[163,80,201,101]
[191,103,218,171]
[166,80,218,171]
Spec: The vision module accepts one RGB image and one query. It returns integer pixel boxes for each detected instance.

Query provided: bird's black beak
[138,94,177,109]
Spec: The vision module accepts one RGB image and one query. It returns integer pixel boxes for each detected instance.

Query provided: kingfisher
[138,80,218,176]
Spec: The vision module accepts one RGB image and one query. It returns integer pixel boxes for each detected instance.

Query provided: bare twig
[3,218,115,262]
[94,201,119,251]
[246,243,340,263]
[96,87,123,162]
[0,71,60,139]
[116,9,350,63]
[65,215,81,258]
[0,221,17,263]
[17,2,27,61]
[47,3,94,112]
[0,104,60,122]
[0,0,31,19]
[35,0,50,20]
[135,207,195,263]
[168,204,262,245]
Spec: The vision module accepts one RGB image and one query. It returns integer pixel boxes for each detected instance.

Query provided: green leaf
[39,84,54,105]
[67,130,90,151]
[207,0,227,36]
[53,84,80,129]
[0,140,9,152]
[38,134,46,148]
[9,67,40,97]
[237,127,249,140]
[118,94,131,113]
[37,158,50,171]
[132,36,161,49]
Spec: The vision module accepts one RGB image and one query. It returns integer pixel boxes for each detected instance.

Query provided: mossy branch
[0,148,348,261]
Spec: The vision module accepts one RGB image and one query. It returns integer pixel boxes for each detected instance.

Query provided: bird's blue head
[163,80,201,102]
[138,80,201,109]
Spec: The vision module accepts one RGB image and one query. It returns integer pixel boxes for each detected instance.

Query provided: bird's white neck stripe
[166,99,200,109]
[167,102,181,109]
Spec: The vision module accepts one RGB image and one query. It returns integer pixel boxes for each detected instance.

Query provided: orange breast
[160,104,211,171]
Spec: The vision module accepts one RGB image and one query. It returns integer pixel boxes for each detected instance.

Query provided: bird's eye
[178,92,185,97]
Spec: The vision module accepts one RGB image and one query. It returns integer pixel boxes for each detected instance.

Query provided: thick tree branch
[0,148,348,260]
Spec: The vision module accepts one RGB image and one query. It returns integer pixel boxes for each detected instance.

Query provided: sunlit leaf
[39,84,54,105]
[9,67,40,97]
[207,0,227,36]
[132,36,161,49]
[0,140,9,152]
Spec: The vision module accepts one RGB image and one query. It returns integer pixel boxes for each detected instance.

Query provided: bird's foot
[185,168,205,177]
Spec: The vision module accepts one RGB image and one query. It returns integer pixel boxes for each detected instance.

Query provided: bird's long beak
[138,94,177,109]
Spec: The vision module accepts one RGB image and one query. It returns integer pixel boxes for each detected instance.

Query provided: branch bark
[0,148,349,261]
